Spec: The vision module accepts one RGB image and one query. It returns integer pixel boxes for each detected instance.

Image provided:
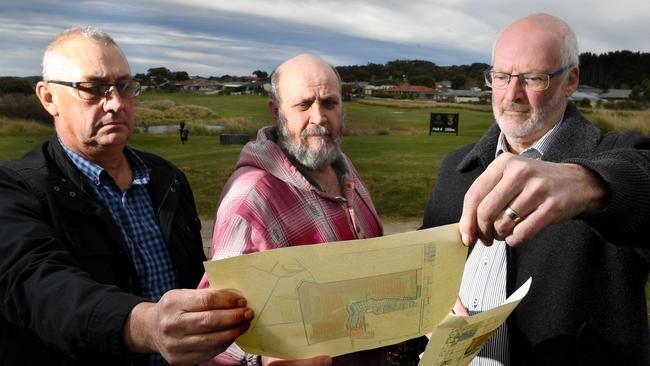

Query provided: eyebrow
[82,75,132,82]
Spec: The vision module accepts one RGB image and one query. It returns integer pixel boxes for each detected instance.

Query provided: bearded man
[199,54,384,365]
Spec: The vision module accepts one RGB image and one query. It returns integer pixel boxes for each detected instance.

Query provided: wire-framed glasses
[484,66,570,91]
[47,79,141,100]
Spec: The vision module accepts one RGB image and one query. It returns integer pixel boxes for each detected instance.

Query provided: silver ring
[505,207,522,223]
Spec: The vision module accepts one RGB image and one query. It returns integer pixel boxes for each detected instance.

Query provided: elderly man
[421,13,650,365]
[0,27,326,366]
[200,54,384,365]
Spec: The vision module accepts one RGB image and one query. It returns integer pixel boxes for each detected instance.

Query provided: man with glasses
[421,13,650,365]
[0,27,328,366]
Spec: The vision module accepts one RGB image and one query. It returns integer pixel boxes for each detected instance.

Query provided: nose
[309,101,327,125]
[102,86,126,113]
[504,74,526,102]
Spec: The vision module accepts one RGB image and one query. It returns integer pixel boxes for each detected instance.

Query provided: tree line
[2,51,649,98]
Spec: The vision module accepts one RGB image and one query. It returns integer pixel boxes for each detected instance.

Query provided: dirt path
[200,218,421,257]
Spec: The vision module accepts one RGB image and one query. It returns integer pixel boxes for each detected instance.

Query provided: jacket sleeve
[565,131,650,247]
[0,167,145,358]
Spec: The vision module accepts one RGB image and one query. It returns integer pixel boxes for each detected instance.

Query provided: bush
[0,94,52,124]
[136,99,176,111]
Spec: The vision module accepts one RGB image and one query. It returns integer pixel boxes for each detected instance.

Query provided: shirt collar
[495,116,564,159]
[58,137,150,186]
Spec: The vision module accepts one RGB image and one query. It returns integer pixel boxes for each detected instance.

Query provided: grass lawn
[2,94,648,319]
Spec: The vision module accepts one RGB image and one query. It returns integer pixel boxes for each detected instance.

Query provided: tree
[252,70,268,79]
[0,77,34,95]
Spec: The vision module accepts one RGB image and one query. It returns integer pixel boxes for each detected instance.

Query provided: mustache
[501,101,530,112]
[301,125,331,138]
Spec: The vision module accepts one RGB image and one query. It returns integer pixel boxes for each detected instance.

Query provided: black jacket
[422,104,650,365]
[0,135,206,365]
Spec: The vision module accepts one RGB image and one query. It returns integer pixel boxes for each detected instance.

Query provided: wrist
[123,301,156,354]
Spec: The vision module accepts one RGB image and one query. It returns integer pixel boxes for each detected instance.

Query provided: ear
[35,81,59,117]
[268,99,279,119]
[565,66,580,97]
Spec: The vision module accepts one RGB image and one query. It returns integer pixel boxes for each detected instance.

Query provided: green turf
[1,94,648,320]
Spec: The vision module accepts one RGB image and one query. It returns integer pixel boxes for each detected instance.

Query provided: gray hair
[268,56,343,105]
[491,13,579,68]
[42,26,121,80]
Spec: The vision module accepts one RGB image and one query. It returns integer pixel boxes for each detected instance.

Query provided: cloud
[1,0,649,77]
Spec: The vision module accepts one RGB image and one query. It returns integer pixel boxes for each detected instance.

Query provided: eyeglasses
[47,79,141,100]
[484,66,570,92]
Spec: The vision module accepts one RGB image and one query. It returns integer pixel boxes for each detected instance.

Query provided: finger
[460,156,509,245]
[163,288,247,313]
[173,307,254,335]
[265,355,332,366]
[164,321,250,355]
[452,297,468,316]
[504,200,557,247]
[162,346,242,366]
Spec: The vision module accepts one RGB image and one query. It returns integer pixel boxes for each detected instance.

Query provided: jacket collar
[456,103,601,172]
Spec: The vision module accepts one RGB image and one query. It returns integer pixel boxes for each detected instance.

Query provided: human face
[39,38,135,159]
[274,57,344,170]
[491,24,575,149]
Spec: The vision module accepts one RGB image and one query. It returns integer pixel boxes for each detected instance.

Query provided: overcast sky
[2,0,649,77]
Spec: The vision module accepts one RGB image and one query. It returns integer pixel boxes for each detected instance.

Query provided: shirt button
[472,298,478,308]
[483,257,490,265]
[69,191,76,197]
[53,186,60,191]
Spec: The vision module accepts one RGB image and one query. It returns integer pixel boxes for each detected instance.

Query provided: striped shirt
[458,119,563,366]
[61,140,178,366]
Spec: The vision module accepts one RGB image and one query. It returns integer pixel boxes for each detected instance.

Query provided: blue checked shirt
[61,140,178,366]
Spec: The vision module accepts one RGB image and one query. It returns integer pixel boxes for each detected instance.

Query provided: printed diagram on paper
[418,278,532,366]
[204,224,467,359]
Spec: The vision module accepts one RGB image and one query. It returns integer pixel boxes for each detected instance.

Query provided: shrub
[0,94,52,124]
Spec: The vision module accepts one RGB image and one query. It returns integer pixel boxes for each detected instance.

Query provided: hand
[452,296,468,316]
[262,355,332,366]
[426,297,468,340]
[123,288,253,365]
[460,153,608,247]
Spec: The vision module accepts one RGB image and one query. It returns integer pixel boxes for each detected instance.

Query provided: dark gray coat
[422,103,650,365]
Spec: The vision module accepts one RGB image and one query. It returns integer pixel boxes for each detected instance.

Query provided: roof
[387,85,434,92]
[598,89,632,99]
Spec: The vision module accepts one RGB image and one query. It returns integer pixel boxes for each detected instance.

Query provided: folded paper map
[418,277,532,366]
[204,223,467,358]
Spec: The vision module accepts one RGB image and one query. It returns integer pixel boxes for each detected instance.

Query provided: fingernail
[461,232,470,246]
[237,298,246,307]
[244,309,254,320]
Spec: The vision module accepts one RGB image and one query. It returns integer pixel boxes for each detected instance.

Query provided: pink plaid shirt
[199,127,383,365]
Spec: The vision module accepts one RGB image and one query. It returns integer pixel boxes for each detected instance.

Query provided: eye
[493,73,510,82]
[297,102,312,111]
[322,99,339,109]
[79,83,106,95]
[525,75,545,83]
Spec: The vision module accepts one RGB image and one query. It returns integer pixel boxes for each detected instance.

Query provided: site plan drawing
[418,278,532,366]
[204,223,467,358]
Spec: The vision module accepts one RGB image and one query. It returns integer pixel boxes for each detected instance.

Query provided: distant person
[0,27,326,366]
[199,54,385,365]
[180,120,189,144]
[421,13,650,365]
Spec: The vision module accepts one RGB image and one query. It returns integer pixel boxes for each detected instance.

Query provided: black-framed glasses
[484,66,570,92]
[47,79,141,100]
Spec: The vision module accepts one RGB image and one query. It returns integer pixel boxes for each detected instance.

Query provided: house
[435,89,491,103]
[569,91,602,107]
[384,85,435,99]
[598,89,632,100]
